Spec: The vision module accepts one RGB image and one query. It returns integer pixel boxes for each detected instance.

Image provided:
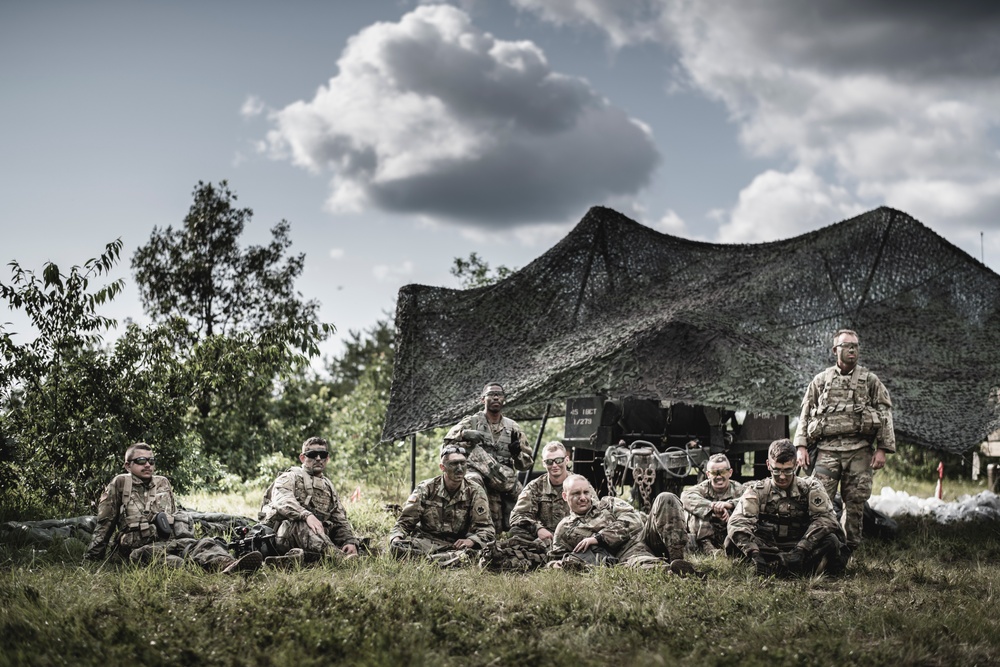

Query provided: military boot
[265,548,304,570]
[222,550,263,574]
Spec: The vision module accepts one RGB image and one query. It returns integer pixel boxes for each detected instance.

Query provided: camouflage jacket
[509,474,569,535]
[794,364,896,453]
[388,475,495,547]
[85,473,186,560]
[259,467,358,547]
[680,479,745,519]
[727,476,842,554]
[551,496,645,558]
[444,411,533,474]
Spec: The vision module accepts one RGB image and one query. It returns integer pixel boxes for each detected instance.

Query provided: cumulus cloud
[241,95,266,118]
[650,208,686,236]
[329,247,345,259]
[263,4,659,227]
[513,0,1000,234]
[373,260,415,282]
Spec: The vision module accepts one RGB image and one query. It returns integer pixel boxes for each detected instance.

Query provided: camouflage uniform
[85,473,233,570]
[795,364,895,548]
[388,475,495,557]
[444,411,533,532]
[551,495,668,567]
[681,478,745,552]
[508,474,569,541]
[726,476,847,574]
[259,466,358,558]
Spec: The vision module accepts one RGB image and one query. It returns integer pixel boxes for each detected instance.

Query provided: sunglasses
[706,469,731,477]
[304,450,329,460]
[543,457,567,466]
[129,457,156,466]
[441,446,468,458]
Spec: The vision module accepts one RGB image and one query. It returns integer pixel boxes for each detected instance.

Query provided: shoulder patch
[476,504,487,516]
[812,495,825,505]
[406,493,418,503]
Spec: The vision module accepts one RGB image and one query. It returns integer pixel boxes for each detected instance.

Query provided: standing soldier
[85,442,262,573]
[795,329,895,553]
[444,382,533,532]
[727,439,849,576]
[681,453,744,554]
[388,445,495,561]
[259,436,360,562]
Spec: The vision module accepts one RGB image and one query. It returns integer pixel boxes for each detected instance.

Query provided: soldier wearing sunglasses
[680,453,745,554]
[509,441,573,544]
[726,439,848,576]
[259,437,359,561]
[794,329,895,554]
[85,442,262,573]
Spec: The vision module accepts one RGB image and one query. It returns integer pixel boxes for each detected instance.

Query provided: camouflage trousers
[725,533,850,577]
[813,447,874,549]
[127,537,234,571]
[275,519,350,560]
[687,514,728,554]
[640,492,689,561]
[389,532,478,560]
[466,470,520,533]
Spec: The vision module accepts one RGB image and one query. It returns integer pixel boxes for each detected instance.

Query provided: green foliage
[450,252,514,289]
[325,317,395,399]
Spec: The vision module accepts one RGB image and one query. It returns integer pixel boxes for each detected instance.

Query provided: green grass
[3,488,1000,667]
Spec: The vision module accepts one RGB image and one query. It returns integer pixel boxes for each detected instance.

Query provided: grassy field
[3,477,1000,667]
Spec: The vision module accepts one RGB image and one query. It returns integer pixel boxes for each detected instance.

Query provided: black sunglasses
[304,450,329,460]
[129,457,156,466]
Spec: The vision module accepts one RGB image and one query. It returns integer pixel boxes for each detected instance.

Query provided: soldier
[550,475,691,570]
[84,442,262,573]
[794,329,895,552]
[259,436,359,562]
[726,439,849,576]
[388,445,495,561]
[681,453,745,554]
[443,382,533,532]
[509,441,572,544]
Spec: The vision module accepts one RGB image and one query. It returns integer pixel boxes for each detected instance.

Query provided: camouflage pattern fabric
[85,473,194,561]
[550,496,659,566]
[129,536,235,570]
[640,492,689,561]
[508,474,568,541]
[479,536,552,572]
[681,478,745,552]
[727,476,844,560]
[259,466,358,557]
[796,364,895,549]
[387,475,495,550]
[444,411,533,531]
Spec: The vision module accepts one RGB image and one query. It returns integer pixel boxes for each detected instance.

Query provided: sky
[4,1,1000,363]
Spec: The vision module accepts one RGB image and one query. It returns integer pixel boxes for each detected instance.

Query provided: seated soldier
[443,383,533,532]
[509,441,573,544]
[549,474,692,571]
[726,439,850,576]
[388,445,495,563]
[681,453,745,554]
[84,442,261,574]
[259,437,359,563]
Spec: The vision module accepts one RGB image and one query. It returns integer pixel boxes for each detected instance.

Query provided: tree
[450,252,515,289]
[132,180,327,350]
[325,317,395,399]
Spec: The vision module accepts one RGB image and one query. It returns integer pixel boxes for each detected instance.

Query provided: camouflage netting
[383,206,1000,454]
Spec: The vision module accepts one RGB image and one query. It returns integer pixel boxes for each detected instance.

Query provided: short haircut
[481,382,504,396]
[301,437,329,453]
[833,329,859,345]
[440,444,468,460]
[542,441,567,456]
[125,442,153,462]
[768,438,796,464]
[706,453,730,469]
[563,473,591,490]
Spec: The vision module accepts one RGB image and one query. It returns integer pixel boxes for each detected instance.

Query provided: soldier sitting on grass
[259,436,360,565]
[84,442,262,574]
[388,445,495,565]
[681,453,745,555]
[725,439,850,577]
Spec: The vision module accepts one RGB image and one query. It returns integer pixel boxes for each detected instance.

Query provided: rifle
[228,524,278,558]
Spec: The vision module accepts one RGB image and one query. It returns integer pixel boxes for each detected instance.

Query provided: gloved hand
[749,550,770,576]
[462,430,485,446]
[779,547,807,573]
[508,430,522,458]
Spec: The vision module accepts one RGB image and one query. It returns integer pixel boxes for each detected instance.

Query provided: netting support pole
[522,403,552,485]
[410,434,417,492]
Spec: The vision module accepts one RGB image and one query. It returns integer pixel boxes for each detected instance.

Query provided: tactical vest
[806,365,881,441]
[259,467,337,527]
[465,413,520,492]
[116,474,176,548]
[756,478,811,546]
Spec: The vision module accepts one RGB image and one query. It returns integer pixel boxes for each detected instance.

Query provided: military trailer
[562,396,787,510]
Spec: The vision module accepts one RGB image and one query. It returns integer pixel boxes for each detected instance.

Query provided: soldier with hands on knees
[681,453,744,554]
[509,441,573,545]
[84,442,262,574]
[795,329,895,552]
[388,445,495,562]
[259,436,359,563]
[726,439,849,576]
[443,382,533,532]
